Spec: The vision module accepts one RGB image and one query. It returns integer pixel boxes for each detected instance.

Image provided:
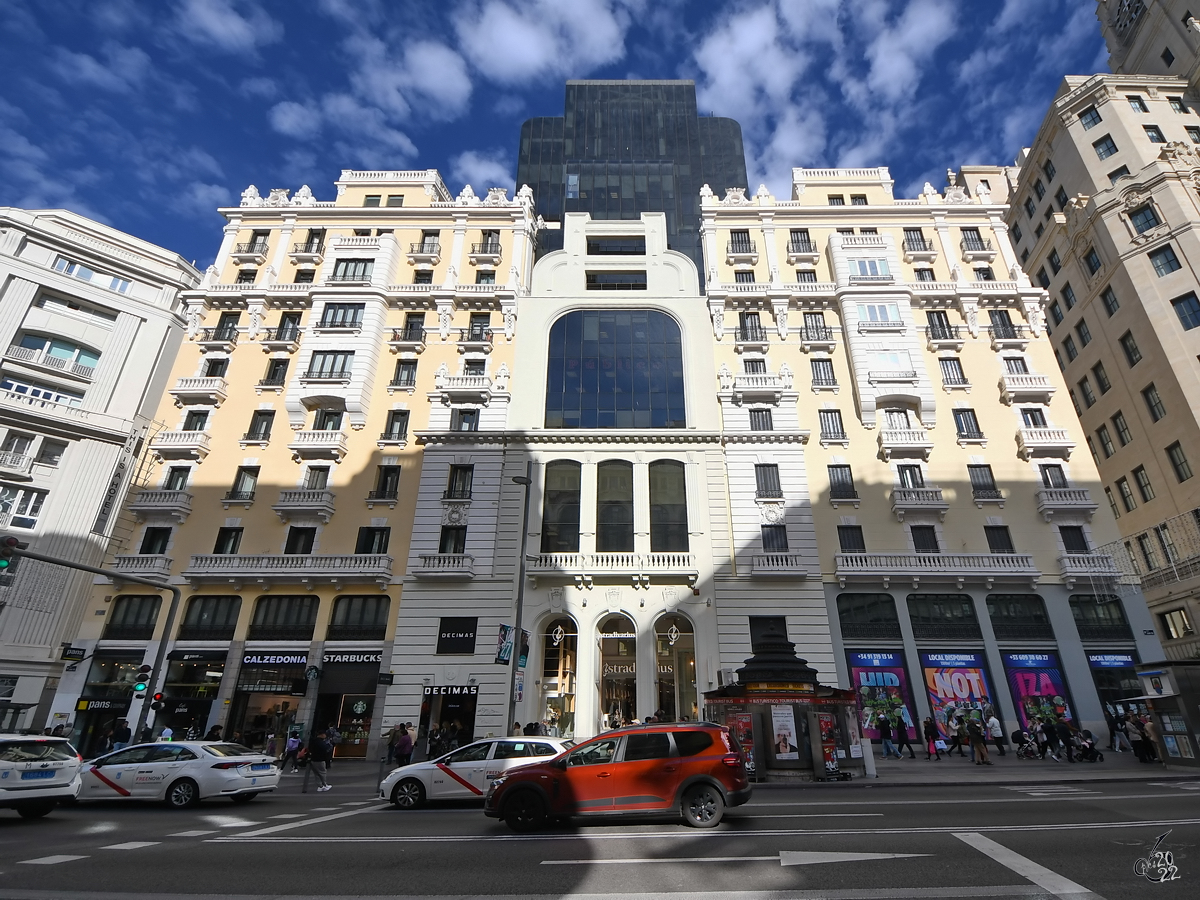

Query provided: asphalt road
[0,762,1197,900]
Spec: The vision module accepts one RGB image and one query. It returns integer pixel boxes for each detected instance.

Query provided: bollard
[377,754,387,791]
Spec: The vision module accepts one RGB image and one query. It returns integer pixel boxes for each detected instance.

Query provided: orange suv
[483,722,750,831]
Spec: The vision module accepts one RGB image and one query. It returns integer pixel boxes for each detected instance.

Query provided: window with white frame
[53,256,131,293]
[857,302,901,324]
[0,485,47,529]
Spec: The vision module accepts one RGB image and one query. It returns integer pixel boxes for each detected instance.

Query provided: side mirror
[555,756,568,770]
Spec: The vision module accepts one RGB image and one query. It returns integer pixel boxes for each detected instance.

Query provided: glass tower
[516,80,749,281]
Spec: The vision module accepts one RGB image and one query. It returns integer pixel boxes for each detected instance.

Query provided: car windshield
[0,740,77,763]
[203,743,260,757]
[442,742,491,764]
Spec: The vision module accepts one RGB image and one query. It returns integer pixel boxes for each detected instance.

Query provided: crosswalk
[1148,781,1200,791]
[1003,784,1101,797]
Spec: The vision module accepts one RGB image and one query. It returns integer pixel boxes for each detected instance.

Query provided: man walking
[394,723,413,767]
[986,711,1006,756]
[307,729,333,792]
[281,732,301,773]
[1054,716,1075,763]
[877,714,902,759]
[893,716,916,759]
[967,716,992,765]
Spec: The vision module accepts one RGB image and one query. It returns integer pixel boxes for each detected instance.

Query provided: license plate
[250,763,272,771]
[21,770,56,780]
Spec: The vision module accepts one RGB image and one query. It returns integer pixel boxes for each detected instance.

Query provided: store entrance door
[599,613,637,730]
[416,685,479,760]
[654,614,697,722]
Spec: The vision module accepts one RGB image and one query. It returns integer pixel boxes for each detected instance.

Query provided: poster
[920,651,996,739]
[728,712,756,775]
[816,711,840,774]
[771,705,800,760]
[1002,652,1073,733]
[495,624,514,665]
[846,650,917,741]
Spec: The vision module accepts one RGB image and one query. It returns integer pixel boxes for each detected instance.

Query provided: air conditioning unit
[718,667,738,688]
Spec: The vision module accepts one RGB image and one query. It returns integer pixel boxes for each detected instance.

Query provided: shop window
[103,595,162,641]
[541,617,577,738]
[248,595,318,641]
[836,593,900,640]
[599,614,638,729]
[541,460,582,553]
[1069,594,1132,640]
[987,594,1052,640]
[906,594,981,640]
[178,595,240,640]
[654,613,696,722]
[328,595,389,641]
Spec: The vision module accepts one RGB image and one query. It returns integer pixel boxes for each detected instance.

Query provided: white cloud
[450,149,514,191]
[269,101,318,139]
[454,0,639,85]
[240,76,278,99]
[173,181,232,219]
[173,0,283,53]
[345,36,472,122]
[52,43,151,93]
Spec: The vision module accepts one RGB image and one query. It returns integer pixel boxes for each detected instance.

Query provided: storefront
[599,613,637,729]
[919,651,999,738]
[1000,651,1075,734]
[845,650,918,741]
[229,652,308,754]
[74,652,141,756]
[654,614,697,722]
[158,650,226,738]
[540,618,577,738]
[1087,651,1146,718]
[313,651,382,758]
[416,684,478,760]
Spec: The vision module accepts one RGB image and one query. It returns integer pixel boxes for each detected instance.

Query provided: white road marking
[200,814,259,828]
[267,814,307,819]
[780,851,929,866]
[100,842,160,850]
[309,806,339,811]
[956,832,1106,899]
[339,801,371,806]
[76,822,119,835]
[167,830,216,837]
[18,855,88,865]
[543,850,929,867]
[744,791,1193,807]
[1004,785,1101,797]
[227,803,387,838]
[1149,781,1200,791]
[738,813,883,819]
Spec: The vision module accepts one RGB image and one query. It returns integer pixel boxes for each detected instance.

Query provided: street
[0,762,1196,900]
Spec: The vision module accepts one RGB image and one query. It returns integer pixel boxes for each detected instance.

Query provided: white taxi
[0,735,83,819]
[81,741,280,808]
[380,737,572,809]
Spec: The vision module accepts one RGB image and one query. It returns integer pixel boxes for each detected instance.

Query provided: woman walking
[923,716,942,760]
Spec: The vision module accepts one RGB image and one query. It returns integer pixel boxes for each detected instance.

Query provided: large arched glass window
[545,310,685,429]
[649,460,689,552]
[540,461,582,553]
[596,460,634,552]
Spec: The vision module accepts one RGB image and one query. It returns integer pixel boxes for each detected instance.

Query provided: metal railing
[786,238,817,254]
[734,326,768,343]
[443,488,473,500]
[303,368,352,380]
[291,242,324,254]
[409,242,441,254]
[367,489,399,501]
[821,429,848,442]
[912,623,984,640]
[0,450,32,474]
[829,487,859,501]
[988,323,1028,340]
[6,345,97,378]
[326,624,387,641]
[379,429,408,441]
[392,326,426,342]
[199,327,238,343]
[800,324,833,342]
[972,487,1004,501]
[840,622,903,640]
[754,487,784,499]
[961,237,994,253]
[904,237,935,252]
[470,242,501,255]
[956,430,986,441]
[234,241,269,254]
[727,240,757,255]
[223,490,255,502]
[458,328,493,344]
[928,324,961,341]
[991,622,1056,641]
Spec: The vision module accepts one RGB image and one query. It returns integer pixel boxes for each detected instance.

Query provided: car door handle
[663,765,679,772]
[597,771,611,777]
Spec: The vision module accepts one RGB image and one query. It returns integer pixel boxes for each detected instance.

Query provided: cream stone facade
[1008,73,1200,668]
[47,172,538,757]
[0,207,198,731]
[1099,0,1200,88]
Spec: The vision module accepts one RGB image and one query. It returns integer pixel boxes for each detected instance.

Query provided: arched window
[540,461,582,553]
[545,310,685,429]
[648,460,688,551]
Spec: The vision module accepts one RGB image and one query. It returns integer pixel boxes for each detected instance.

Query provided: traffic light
[150,692,166,712]
[133,664,152,697]
[0,535,27,571]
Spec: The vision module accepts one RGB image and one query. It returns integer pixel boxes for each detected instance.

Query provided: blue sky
[1,0,1109,267]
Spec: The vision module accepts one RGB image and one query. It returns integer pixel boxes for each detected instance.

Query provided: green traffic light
[0,559,9,570]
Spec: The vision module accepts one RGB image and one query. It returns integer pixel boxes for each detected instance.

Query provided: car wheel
[681,783,725,828]
[230,792,258,804]
[165,778,200,809]
[391,778,425,810]
[16,801,56,819]
[502,790,546,832]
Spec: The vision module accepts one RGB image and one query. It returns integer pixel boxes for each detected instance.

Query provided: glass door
[654,614,697,722]
[599,614,637,730]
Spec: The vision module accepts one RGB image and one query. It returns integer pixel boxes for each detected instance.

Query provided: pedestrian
[307,729,333,791]
[949,716,969,758]
[159,725,174,742]
[112,719,132,751]
[1054,716,1075,763]
[1126,714,1148,762]
[1142,715,1165,765]
[185,720,200,741]
[967,717,992,765]
[923,717,942,760]
[510,721,523,736]
[877,714,902,759]
[893,716,916,759]
[1040,718,1060,761]
[386,723,405,764]
[395,723,413,767]
[139,725,153,743]
[282,732,301,773]
[204,724,223,741]
[1113,713,1133,753]
[986,711,1006,756]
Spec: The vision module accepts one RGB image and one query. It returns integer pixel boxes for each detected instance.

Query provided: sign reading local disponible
[845,650,916,741]
[1087,653,1137,669]
[436,617,477,655]
[1001,652,1074,732]
[919,651,996,739]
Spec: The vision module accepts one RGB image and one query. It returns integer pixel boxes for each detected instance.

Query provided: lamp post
[505,461,533,736]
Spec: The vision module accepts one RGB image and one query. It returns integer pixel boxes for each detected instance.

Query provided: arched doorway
[540,617,577,738]
[598,613,637,729]
[654,614,697,722]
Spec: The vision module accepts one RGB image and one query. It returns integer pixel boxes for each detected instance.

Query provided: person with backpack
[307,729,333,791]
[281,732,302,774]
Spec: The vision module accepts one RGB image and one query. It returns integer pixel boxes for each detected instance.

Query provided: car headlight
[489,775,507,788]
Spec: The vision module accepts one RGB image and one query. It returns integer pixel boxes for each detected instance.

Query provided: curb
[749,772,1200,790]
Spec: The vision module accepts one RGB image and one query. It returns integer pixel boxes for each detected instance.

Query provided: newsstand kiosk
[704,621,868,782]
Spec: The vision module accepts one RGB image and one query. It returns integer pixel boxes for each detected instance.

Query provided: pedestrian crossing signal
[133,664,153,696]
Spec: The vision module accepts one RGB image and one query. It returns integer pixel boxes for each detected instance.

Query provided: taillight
[211,761,244,769]
[721,753,742,768]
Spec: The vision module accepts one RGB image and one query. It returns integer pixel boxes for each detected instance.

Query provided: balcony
[1017,427,1075,460]
[726,240,758,265]
[751,553,809,577]
[222,489,255,510]
[956,429,987,448]
[960,237,996,262]
[434,373,494,403]
[457,328,494,353]
[272,489,336,523]
[377,429,409,449]
[128,489,192,523]
[0,451,33,480]
[891,487,949,521]
[366,489,398,510]
[230,241,269,265]
[301,368,352,385]
[799,324,836,352]
[6,345,96,380]
[820,428,849,449]
[169,376,228,407]
[926,324,964,352]
[388,327,427,354]
[902,237,937,263]
[261,325,301,353]
[408,241,441,266]
[469,242,502,266]
[731,325,770,352]
[414,553,475,579]
[858,320,905,335]
[1059,552,1121,589]
[942,373,971,392]
[785,238,819,265]
[829,488,860,509]
[1000,372,1056,404]
[878,428,933,461]
[196,327,239,352]
[112,555,173,580]
[732,373,790,403]
[835,552,1040,589]
[972,487,1005,508]
[289,241,325,266]
[182,553,393,588]
[150,430,211,461]
[525,552,699,588]
[868,369,918,386]
[1036,488,1098,522]
[988,324,1029,351]
[287,429,349,462]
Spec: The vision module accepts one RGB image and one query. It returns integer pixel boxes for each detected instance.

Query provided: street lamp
[505,462,533,736]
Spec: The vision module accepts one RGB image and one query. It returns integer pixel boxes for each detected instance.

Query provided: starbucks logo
[353,700,368,715]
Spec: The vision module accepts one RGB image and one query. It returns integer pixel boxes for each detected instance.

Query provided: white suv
[0,734,84,819]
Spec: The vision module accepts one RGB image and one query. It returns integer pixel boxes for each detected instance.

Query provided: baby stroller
[1012,729,1040,760]
[1076,730,1105,763]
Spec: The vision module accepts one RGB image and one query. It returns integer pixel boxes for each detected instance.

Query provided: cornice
[416,430,726,447]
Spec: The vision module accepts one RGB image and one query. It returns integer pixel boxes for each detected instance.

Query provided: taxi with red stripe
[380,736,572,809]
[1,734,83,819]
[80,741,280,808]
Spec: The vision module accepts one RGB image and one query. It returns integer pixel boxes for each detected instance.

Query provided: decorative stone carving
[434,362,449,388]
[958,298,979,337]
[943,184,970,204]
[456,184,479,205]
[186,307,203,339]
[240,185,263,207]
[247,306,263,339]
[605,587,621,609]
[438,305,453,338]
[484,187,509,205]
[494,362,510,391]
[720,186,750,206]
[710,304,724,339]
[260,264,277,286]
[441,502,470,525]
[699,183,714,203]
[265,188,291,207]
[975,182,991,204]
[779,361,793,390]
[950,263,963,282]
[662,586,679,610]
[1122,187,1150,211]
[291,184,316,206]
[203,264,219,288]
[755,183,771,200]
[922,182,940,202]
[1023,299,1045,337]
[503,309,516,339]
[517,183,534,206]
[758,501,785,524]
[773,303,788,338]
[548,587,564,612]
[717,362,733,391]
[1159,140,1200,168]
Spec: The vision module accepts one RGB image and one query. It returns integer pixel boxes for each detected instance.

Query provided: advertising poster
[495,625,514,665]
[770,705,800,760]
[728,712,756,776]
[817,711,840,774]
[846,650,917,741]
[920,651,996,739]
[1002,652,1074,732]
